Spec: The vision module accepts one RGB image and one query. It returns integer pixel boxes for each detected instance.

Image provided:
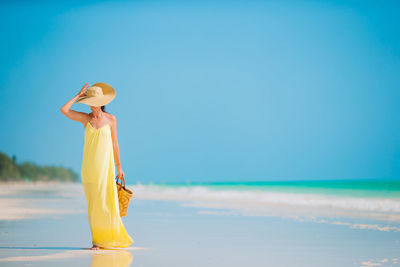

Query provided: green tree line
[0,151,79,182]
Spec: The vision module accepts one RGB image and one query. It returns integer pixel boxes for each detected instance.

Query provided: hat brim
[76,94,116,107]
[76,82,116,107]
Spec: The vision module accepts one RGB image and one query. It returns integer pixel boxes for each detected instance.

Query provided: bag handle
[115,175,126,189]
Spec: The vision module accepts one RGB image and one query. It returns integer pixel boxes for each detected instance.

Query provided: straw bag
[115,175,133,217]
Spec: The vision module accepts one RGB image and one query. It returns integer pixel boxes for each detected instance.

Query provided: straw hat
[76,82,116,107]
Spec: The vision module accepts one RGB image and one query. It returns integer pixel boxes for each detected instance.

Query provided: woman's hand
[77,82,90,97]
[117,168,125,184]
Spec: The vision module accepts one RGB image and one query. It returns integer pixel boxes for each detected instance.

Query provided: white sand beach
[0,181,399,267]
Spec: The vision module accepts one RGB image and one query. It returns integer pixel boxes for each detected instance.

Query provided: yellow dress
[81,121,134,248]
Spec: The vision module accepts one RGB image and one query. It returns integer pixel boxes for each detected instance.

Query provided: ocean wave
[132,184,400,214]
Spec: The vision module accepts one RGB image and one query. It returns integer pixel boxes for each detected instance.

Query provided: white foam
[131,185,400,214]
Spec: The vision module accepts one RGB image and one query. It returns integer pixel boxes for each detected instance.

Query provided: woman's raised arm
[60,82,90,126]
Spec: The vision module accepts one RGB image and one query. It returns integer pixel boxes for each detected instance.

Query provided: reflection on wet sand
[90,249,133,267]
[0,246,147,266]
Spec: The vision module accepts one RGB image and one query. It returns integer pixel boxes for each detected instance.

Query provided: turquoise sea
[152,179,400,198]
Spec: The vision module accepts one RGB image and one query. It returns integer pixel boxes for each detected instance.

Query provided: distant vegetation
[0,151,79,182]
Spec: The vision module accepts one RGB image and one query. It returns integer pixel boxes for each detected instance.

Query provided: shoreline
[1,181,400,231]
[0,182,399,266]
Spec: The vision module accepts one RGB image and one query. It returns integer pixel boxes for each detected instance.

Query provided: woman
[60,82,134,250]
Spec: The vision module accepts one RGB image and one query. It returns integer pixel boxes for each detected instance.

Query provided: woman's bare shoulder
[105,113,116,128]
[106,113,116,120]
[81,112,91,127]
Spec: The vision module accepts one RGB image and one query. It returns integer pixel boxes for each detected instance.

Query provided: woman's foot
[91,244,100,250]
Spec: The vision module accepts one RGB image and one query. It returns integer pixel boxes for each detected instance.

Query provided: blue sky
[1,0,399,183]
